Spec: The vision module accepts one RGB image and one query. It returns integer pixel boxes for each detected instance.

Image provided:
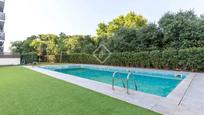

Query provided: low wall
[0,58,20,65]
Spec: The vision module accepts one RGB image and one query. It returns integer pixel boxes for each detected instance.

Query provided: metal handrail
[126,72,138,94]
[112,71,125,90]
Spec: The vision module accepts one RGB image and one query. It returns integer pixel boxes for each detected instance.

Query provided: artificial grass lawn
[0,66,159,115]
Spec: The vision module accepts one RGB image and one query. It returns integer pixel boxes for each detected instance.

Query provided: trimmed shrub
[61,53,99,64]
[60,47,204,72]
[149,50,162,68]
[21,52,38,64]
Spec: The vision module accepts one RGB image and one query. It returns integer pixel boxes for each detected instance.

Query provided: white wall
[0,58,20,65]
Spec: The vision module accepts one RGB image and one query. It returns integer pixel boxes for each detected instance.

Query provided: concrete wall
[0,58,20,65]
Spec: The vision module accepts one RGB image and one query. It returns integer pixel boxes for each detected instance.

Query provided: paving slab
[173,73,204,115]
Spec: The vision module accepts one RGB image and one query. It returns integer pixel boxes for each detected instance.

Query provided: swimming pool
[42,65,187,97]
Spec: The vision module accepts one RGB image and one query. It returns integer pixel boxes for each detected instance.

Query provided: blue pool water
[43,65,187,97]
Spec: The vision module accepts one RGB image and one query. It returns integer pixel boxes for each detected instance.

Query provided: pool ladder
[112,71,138,94]
[112,71,126,90]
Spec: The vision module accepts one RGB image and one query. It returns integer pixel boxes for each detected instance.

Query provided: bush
[149,50,162,68]
[60,47,204,72]
[21,52,38,64]
[61,53,99,64]
[47,55,56,63]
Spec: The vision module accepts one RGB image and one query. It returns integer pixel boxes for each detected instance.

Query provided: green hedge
[21,52,38,64]
[61,53,99,64]
[60,47,204,72]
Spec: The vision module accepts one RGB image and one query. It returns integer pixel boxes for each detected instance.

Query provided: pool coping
[167,73,195,104]
[24,64,195,114]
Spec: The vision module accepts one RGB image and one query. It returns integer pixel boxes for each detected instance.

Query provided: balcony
[0,32,4,40]
[0,0,4,12]
[0,12,5,21]
[0,40,3,46]
[0,20,4,30]
[0,46,3,53]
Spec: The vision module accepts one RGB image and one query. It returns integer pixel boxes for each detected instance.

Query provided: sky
[3,0,204,51]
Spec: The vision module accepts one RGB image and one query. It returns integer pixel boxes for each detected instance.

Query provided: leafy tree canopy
[10,10,204,60]
[96,11,147,37]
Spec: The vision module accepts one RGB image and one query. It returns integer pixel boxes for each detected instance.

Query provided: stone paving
[25,66,204,115]
[174,73,204,115]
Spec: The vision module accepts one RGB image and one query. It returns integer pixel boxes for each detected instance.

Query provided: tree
[158,10,200,49]
[58,32,68,63]
[10,10,204,60]
[96,11,147,37]
[30,38,46,62]
[110,27,139,52]
[10,41,24,54]
[64,35,96,54]
[22,35,37,53]
[96,23,108,37]
[137,23,164,50]
[108,23,164,52]
[38,34,59,55]
[10,35,37,54]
